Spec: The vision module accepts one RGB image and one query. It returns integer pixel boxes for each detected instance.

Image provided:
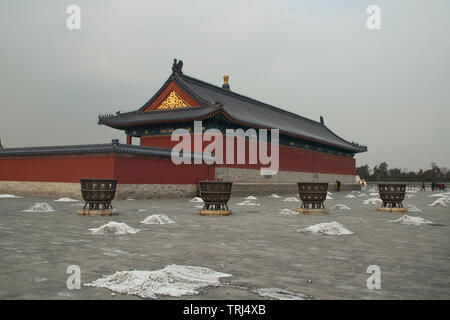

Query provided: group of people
[431,182,446,191]
[421,182,447,191]
[336,179,446,192]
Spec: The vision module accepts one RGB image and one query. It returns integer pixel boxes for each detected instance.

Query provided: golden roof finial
[222,75,230,90]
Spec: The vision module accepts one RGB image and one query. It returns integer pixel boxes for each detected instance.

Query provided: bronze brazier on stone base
[78,178,117,216]
[296,182,329,215]
[198,181,233,216]
[377,184,407,213]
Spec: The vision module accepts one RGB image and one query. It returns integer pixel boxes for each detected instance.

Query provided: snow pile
[279,209,299,215]
[126,198,135,201]
[70,203,84,207]
[406,204,422,212]
[57,292,72,298]
[369,192,379,196]
[428,197,449,207]
[345,194,356,199]
[406,194,416,199]
[54,198,79,202]
[84,264,232,299]
[330,204,351,210]
[89,222,140,235]
[297,222,354,235]
[268,193,281,198]
[0,194,23,198]
[363,198,383,205]
[190,197,204,203]
[236,200,260,206]
[358,193,368,197]
[427,193,450,198]
[283,197,299,202]
[327,192,333,196]
[252,288,314,300]
[137,209,147,212]
[140,214,175,225]
[245,196,257,200]
[102,248,130,256]
[23,203,55,212]
[389,215,434,225]
[326,195,333,200]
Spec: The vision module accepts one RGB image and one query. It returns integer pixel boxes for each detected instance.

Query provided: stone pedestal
[77,209,115,216]
[296,208,328,215]
[197,209,232,216]
[376,207,407,213]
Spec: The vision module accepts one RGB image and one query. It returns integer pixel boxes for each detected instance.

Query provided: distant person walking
[0,139,3,149]
[421,182,426,191]
[335,180,342,192]
[361,179,366,191]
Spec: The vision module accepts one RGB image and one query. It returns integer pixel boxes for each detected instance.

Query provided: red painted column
[126,136,132,145]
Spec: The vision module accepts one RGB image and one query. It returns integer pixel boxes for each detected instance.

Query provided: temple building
[0,59,366,198]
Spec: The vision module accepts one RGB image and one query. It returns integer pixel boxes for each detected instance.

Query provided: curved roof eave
[99,67,367,154]
[175,74,367,153]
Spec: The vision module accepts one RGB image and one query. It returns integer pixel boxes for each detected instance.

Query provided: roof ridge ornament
[222,74,230,91]
[172,59,183,75]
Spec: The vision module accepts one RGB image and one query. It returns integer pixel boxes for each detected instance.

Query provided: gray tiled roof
[99,105,220,127]
[0,141,171,157]
[0,140,210,161]
[179,74,366,153]
[98,65,367,153]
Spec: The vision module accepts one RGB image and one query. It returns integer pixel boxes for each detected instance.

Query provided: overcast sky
[1,0,449,171]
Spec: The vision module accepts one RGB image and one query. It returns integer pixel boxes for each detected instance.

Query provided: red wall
[140,134,355,175]
[114,156,213,184]
[0,134,355,184]
[141,135,179,148]
[0,155,115,182]
[275,146,355,175]
[0,154,213,184]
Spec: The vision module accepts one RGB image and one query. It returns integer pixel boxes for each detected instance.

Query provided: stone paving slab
[0,190,448,299]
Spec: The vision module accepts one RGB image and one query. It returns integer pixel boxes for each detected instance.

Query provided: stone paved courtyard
[0,190,449,299]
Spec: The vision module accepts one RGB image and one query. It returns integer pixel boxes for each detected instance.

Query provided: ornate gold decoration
[156,91,191,110]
